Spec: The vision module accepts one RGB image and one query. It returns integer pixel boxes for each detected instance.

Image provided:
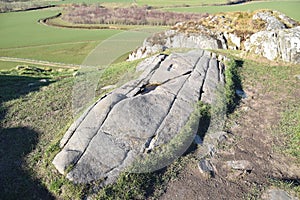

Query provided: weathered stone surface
[198,159,215,178]
[127,30,226,61]
[128,10,299,64]
[53,49,225,184]
[253,11,286,31]
[262,189,299,200]
[224,32,241,50]
[245,26,300,63]
[226,160,253,171]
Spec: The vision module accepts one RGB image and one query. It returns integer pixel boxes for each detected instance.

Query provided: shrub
[61,5,207,26]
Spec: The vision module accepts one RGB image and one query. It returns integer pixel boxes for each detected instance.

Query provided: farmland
[0,0,300,199]
[1,0,299,67]
[166,0,300,21]
[0,9,120,65]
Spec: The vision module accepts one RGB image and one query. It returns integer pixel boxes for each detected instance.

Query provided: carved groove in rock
[53,49,225,184]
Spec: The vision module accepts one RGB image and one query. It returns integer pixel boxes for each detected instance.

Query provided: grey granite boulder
[253,11,286,31]
[128,10,299,64]
[244,26,300,63]
[127,30,226,61]
[53,49,225,185]
[262,189,299,200]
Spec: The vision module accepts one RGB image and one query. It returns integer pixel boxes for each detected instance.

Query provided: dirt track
[160,61,300,199]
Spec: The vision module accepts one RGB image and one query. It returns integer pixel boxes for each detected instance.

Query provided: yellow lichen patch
[172,10,270,41]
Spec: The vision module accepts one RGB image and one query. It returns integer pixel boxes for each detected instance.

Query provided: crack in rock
[52,49,226,184]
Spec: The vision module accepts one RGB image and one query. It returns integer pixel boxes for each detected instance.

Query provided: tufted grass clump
[224,58,243,113]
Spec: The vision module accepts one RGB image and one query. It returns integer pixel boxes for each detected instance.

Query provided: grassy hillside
[0,10,120,48]
[0,41,100,65]
[1,55,299,199]
[0,9,120,64]
[0,0,299,199]
[0,9,162,65]
[0,59,140,199]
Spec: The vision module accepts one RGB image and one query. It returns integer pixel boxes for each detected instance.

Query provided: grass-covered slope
[1,51,299,199]
[0,9,121,64]
[0,59,141,199]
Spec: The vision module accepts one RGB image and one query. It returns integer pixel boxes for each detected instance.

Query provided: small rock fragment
[39,79,48,83]
[198,159,215,178]
[226,160,253,171]
[236,89,247,99]
[194,135,203,145]
[101,85,116,90]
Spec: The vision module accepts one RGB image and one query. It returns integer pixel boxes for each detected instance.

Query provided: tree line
[62,4,208,26]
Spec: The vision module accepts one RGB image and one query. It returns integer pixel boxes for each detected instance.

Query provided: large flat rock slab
[53,49,225,184]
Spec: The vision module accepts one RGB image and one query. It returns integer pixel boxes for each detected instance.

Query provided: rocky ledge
[52,49,225,185]
[128,10,300,64]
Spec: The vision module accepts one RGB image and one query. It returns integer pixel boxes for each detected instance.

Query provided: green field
[0,41,100,64]
[165,1,300,21]
[0,0,300,199]
[0,9,121,48]
[1,0,299,66]
[0,9,121,65]
[0,8,163,66]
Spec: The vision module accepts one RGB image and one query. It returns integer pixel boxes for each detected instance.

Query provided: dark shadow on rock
[184,112,211,155]
[271,177,300,187]
[0,127,55,200]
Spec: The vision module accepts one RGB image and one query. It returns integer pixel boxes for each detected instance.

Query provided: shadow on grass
[0,74,53,121]
[0,74,53,103]
[0,127,55,200]
[227,59,244,114]
[0,74,55,199]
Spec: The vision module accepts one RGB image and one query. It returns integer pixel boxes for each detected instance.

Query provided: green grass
[0,68,76,199]
[0,58,143,199]
[240,59,300,161]
[0,9,162,65]
[97,154,197,200]
[1,1,299,199]
[0,9,121,64]
[0,60,78,71]
[224,58,243,113]
[0,41,99,64]
[0,61,25,70]
[165,1,300,21]
[279,104,300,159]
[2,49,299,199]
[96,101,210,199]
[0,9,120,49]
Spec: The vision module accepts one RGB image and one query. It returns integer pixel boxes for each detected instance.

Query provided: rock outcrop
[244,26,300,63]
[128,10,300,64]
[244,11,300,63]
[53,49,225,184]
[128,29,226,61]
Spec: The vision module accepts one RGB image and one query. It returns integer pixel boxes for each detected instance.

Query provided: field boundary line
[0,40,101,50]
[0,56,95,69]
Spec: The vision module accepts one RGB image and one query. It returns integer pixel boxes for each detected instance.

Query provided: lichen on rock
[53,49,226,185]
